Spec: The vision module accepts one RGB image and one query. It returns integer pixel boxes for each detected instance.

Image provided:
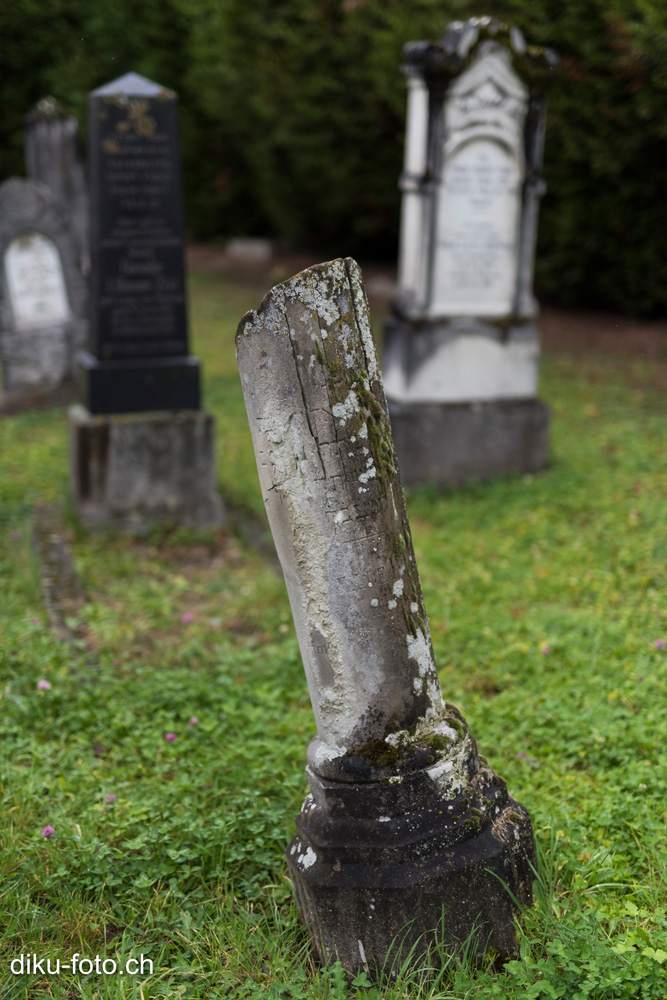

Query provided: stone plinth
[78,350,201,415]
[383,314,549,487]
[290,712,535,974]
[69,405,224,533]
[388,398,549,488]
[383,316,541,405]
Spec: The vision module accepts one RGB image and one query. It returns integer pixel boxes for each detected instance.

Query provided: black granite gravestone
[80,72,200,414]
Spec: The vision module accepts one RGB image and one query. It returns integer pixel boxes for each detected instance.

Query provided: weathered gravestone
[69,73,224,532]
[0,178,86,410]
[384,18,556,487]
[25,96,90,276]
[237,258,535,975]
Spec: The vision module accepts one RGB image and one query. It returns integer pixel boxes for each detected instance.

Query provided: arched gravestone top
[0,178,87,400]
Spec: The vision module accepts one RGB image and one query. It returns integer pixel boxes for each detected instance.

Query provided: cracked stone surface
[236,257,442,753]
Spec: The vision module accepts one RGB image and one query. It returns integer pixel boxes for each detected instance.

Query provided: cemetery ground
[1,257,667,1000]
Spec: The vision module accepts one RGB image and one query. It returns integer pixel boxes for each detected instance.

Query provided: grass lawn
[1,261,666,999]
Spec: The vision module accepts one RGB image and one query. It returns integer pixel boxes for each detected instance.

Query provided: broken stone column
[236,258,535,975]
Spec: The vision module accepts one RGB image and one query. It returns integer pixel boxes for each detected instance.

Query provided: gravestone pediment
[446,48,527,159]
[450,44,528,102]
[91,72,173,99]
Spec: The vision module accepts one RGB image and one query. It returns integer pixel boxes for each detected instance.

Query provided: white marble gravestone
[383,20,555,486]
[431,51,526,319]
[0,178,86,407]
[5,232,71,329]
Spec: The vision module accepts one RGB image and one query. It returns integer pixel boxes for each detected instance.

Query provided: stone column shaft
[397,73,430,304]
[237,258,442,756]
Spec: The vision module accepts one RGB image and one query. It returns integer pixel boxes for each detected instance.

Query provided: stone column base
[68,405,225,533]
[388,398,550,489]
[287,738,536,977]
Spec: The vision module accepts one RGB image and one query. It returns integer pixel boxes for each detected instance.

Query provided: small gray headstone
[0,178,87,407]
[25,96,90,275]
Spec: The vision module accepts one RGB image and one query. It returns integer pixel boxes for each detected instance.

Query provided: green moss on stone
[426,734,453,752]
[347,738,400,768]
[392,534,406,557]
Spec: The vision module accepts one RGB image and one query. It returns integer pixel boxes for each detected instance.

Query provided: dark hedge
[1,0,665,314]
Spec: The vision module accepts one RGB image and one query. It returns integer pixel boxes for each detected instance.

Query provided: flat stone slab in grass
[31,504,86,643]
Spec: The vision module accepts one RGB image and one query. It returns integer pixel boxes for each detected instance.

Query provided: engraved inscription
[311,629,335,688]
[91,93,187,359]
[4,232,70,329]
[431,139,521,317]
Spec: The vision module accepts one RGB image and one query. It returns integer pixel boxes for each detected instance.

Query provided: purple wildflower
[41,825,55,838]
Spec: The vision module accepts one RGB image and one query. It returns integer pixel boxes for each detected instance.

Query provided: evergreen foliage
[1,0,666,313]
